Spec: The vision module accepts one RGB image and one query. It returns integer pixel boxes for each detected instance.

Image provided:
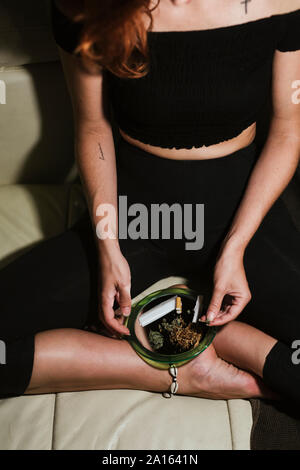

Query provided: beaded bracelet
[162,365,178,398]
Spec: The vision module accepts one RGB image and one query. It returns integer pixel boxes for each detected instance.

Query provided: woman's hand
[203,247,252,326]
[98,243,131,337]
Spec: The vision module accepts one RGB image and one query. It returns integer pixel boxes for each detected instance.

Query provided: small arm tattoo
[241,0,251,14]
[98,143,105,160]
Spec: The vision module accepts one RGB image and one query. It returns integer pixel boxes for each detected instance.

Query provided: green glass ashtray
[123,287,217,370]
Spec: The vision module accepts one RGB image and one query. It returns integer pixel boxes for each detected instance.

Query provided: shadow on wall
[0,0,120,183]
[0,0,86,255]
[0,0,77,184]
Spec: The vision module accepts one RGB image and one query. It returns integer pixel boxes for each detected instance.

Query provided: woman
[0,0,300,402]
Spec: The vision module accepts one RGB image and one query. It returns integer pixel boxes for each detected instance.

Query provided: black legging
[0,135,300,404]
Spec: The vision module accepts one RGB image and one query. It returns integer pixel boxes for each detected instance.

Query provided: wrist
[218,233,247,259]
[96,238,121,259]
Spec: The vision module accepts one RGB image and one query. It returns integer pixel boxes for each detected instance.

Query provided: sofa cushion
[0,183,86,268]
[0,394,55,450]
[0,382,252,450]
[0,62,77,185]
[52,390,232,450]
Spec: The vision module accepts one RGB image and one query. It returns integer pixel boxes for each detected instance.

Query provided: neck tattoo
[241,0,251,14]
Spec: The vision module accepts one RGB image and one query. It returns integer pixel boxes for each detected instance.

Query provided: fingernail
[122,307,131,317]
[206,312,215,322]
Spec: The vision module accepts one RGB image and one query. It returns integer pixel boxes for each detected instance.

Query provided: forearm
[74,122,120,254]
[221,124,300,255]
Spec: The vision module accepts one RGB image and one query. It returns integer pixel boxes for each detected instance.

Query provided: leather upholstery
[0,0,76,185]
[0,63,76,185]
[0,0,252,450]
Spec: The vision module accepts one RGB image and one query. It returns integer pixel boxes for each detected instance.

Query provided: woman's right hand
[98,244,131,337]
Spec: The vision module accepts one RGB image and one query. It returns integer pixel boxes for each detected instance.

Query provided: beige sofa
[0,0,253,450]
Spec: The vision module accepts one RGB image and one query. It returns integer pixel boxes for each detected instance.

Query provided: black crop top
[50,2,300,149]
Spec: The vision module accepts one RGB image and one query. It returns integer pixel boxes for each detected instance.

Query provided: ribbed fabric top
[51,2,300,149]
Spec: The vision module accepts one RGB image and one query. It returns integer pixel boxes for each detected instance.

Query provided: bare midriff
[118,122,257,160]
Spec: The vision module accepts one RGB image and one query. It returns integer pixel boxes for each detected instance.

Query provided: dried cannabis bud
[145,296,204,355]
[148,330,164,350]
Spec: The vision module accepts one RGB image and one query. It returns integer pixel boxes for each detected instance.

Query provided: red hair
[56,0,160,78]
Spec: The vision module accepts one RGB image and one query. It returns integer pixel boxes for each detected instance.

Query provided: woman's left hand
[202,248,252,326]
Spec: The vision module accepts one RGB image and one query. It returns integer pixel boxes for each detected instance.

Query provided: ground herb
[146,296,205,355]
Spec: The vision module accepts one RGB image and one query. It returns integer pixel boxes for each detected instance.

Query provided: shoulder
[272,0,300,52]
[275,0,300,15]
[232,1,300,24]
[255,0,300,17]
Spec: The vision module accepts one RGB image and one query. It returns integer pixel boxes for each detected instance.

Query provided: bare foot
[178,343,274,400]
